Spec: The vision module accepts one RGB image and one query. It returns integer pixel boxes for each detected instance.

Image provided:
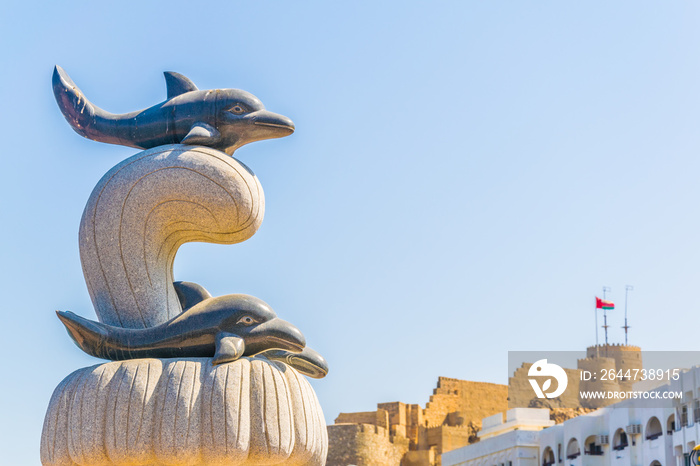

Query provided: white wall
[444,365,699,466]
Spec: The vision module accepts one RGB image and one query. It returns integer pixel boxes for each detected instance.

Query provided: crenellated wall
[586,344,643,392]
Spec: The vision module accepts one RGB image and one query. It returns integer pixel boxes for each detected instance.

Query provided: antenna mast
[623,285,633,345]
[602,286,611,356]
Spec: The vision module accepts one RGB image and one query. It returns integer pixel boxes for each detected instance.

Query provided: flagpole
[603,308,608,346]
[595,297,599,357]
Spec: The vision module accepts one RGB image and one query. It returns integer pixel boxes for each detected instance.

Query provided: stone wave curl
[79,144,264,328]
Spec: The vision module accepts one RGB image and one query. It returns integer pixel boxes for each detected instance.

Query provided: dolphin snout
[249,318,305,353]
[251,110,295,134]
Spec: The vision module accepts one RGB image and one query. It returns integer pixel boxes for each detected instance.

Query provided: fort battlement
[577,356,616,369]
[424,379,508,428]
[433,376,468,395]
[587,343,641,351]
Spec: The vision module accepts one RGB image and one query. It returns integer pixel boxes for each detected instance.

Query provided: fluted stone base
[41,357,327,465]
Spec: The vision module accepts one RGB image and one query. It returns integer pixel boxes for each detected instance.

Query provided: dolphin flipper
[263,347,329,379]
[181,122,222,146]
[213,332,246,365]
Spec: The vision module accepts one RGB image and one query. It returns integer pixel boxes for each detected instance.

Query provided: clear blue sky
[2,2,700,463]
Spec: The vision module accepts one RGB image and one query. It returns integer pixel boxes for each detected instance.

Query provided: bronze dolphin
[56,294,305,365]
[172,281,328,378]
[52,65,294,155]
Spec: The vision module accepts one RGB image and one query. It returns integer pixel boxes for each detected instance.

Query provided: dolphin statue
[172,281,328,377]
[52,65,294,155]
[56,293,305,365]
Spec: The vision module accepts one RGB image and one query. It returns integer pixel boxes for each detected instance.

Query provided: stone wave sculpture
[43,67,328,465]
[41,358,327,466]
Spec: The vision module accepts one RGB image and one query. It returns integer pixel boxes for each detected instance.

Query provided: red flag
[596,297,614,310]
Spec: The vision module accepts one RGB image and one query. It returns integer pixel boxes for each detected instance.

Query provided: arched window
[542,446,555,466]
[567,438,580,459]
[585,435,603,456]
[667,414,676,434]
[613,428,628,450]
[646,416,662,440]
[650,461,662,466]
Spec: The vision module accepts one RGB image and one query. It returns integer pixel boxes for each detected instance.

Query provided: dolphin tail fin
[52,66,117,143]
[56,310,109,359]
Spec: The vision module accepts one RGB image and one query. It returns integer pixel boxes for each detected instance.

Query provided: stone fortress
[327,343,643,465]
[327,378,508,466]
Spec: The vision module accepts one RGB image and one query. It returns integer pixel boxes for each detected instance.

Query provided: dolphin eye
[237,315,256,326]
[229,104,247,115]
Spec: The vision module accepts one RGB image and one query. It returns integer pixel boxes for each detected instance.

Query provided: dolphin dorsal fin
[164,71,198,99]
[173,281,213,311]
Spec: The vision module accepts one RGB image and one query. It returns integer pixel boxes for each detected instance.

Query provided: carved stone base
[41,357,327,465]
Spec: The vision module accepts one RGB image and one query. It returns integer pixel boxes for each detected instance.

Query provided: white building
[444,367,700,466]
[670,366,700,465]
[442,408,554,466]
[536,401,673,466]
